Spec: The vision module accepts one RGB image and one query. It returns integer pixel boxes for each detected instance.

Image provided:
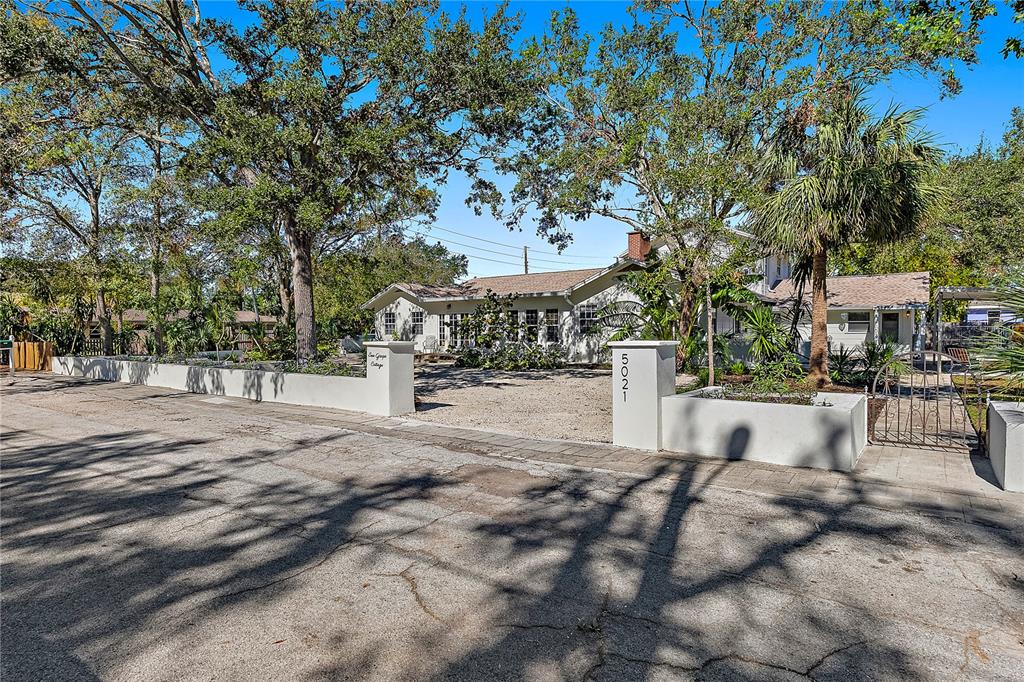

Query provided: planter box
[52,341,414,417]
[988,401,1024,492]
[660,389,867,472]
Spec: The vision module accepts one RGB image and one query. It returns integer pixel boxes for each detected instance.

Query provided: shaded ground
[3,375,1024,681]
[413,365,695,443]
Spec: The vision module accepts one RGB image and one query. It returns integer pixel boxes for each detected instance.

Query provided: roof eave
[361,284,424,310]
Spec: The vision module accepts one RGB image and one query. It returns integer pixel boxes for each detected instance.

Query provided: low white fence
[609,340,867,472]
[988,401,1024,492]
[53,341,415,417]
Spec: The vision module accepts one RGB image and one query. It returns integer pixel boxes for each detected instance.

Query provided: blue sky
[202,1,1024,279]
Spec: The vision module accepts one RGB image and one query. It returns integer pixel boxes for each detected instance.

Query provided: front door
[880,312,900,344]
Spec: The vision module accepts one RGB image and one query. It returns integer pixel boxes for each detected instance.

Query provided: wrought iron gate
[869,351,983,452]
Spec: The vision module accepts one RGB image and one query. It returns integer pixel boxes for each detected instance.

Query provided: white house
[763,271,931,354]
[362,260,645,363]
[363,231,931,363]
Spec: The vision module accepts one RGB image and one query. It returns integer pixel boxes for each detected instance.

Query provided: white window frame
[382,311,397,336]
[411,310,424,336]
[578,304,598,333]
[847,311,870,333]
[545,309,559,343]
[525,309,539,342]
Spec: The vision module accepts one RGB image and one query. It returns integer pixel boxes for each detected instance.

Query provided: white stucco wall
[53,342,415,417]
[660,390,867,471]
[988,401,1024,492]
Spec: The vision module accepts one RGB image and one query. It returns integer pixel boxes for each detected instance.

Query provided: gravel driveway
[413,365,617,442]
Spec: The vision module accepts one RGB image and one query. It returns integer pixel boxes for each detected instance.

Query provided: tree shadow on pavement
[423,458,1023,681]
[0,426,458,680]
[2,415,1022,680]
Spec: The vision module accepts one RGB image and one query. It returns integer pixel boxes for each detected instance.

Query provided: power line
[420,243,561,272]
[423,225,610,261]
[409,230,601,268]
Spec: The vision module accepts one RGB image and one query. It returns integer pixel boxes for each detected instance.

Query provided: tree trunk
[150,125,166,356]
[675,284,697,370]
[275,251,293,323]
[96,287,113,355]
[284,216,316,361]
[808,248,830,386]
[150,263,165,355]
[705,281,715,387]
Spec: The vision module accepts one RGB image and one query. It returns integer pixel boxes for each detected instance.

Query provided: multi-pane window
[411,310,424,336]
[438,314,447,344]
[578,304,598,333]
[382,311,396,336]
[448,314,466,346]
[509,310,520,339]
[847,312,870,333]
[525,309,539,342]
[545,309,559,343]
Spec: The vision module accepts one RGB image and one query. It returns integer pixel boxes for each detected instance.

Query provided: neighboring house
[763,271,931,355]
[90,309,277,334]
[363,230,931,363]
[87,309,278,352]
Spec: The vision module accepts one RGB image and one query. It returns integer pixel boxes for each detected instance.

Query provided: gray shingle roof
[764,271,930,308]
[394,267,608,299]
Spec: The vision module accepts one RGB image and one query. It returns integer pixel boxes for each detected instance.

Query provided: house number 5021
[620,352,629,402]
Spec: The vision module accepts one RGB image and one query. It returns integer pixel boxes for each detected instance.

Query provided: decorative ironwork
[869,351,983,452]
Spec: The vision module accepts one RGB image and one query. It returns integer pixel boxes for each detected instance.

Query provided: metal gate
[869,351,983,452]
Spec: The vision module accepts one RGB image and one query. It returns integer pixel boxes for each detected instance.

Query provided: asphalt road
[2,375,1023,680]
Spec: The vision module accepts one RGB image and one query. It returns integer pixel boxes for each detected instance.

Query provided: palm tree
[753,88,943,386]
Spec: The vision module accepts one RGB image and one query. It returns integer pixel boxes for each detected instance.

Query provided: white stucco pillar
[364,341,415,416]
[608,340,678,450]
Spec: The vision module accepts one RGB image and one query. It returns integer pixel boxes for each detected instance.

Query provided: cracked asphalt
[2,374,1023,681]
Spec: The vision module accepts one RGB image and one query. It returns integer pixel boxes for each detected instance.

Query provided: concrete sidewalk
[3,374,1023,680]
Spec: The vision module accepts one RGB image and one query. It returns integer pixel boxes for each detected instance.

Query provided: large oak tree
[57,0,532,360]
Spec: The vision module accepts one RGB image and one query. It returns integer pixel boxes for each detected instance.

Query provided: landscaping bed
[103,354,366,377]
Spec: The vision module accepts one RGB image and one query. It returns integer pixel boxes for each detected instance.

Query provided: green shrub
[743,305,790,361]
[726,360,747,376]
[29,309,85,355]
[455,342,566,371]
[750,354,804,394]
[279,359,358,376]
[829,344,861,384]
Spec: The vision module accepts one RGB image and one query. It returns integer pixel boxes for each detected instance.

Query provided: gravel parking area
[413,365,699,443]
[413,365,617,441]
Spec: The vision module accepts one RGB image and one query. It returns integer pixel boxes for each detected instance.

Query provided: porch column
[608,340,678,450]
[872,308,880,344]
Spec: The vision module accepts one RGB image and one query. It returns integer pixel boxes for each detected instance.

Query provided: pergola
[933,286,1003,354]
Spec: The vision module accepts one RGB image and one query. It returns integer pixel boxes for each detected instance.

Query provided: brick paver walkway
[13,373,1024,526]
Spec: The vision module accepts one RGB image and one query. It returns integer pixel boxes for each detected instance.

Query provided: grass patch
[952,375,1023,434]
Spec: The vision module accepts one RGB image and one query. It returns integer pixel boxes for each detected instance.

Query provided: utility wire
[409,229,602,268]
[419,243,563,273]
[423,225,610,261]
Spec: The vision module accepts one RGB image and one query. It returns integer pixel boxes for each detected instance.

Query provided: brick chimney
[627,231,651,261]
